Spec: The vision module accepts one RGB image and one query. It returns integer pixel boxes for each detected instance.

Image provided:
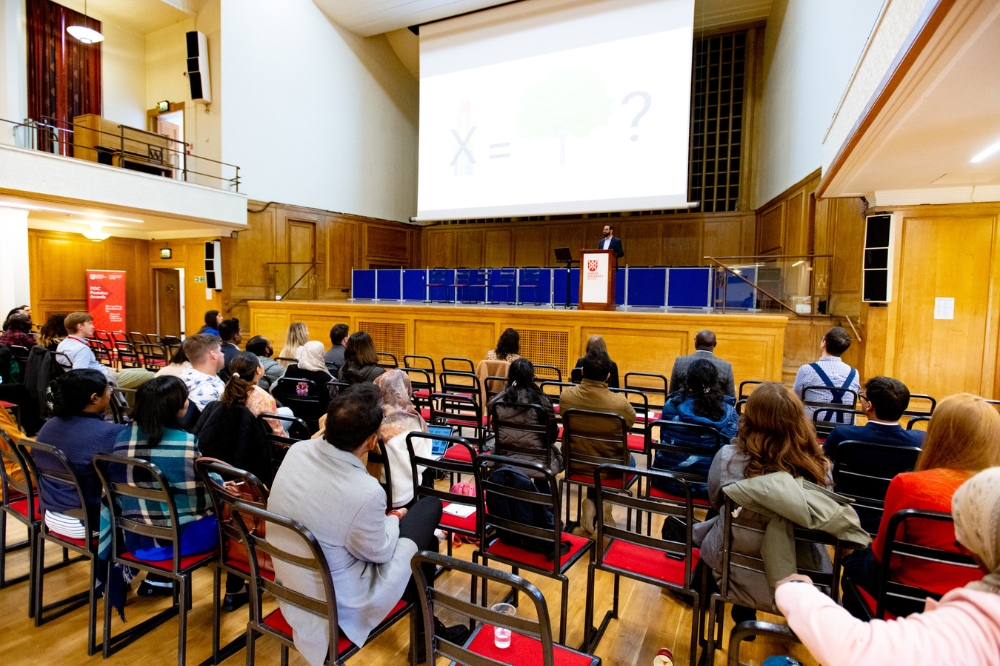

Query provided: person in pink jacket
[774,466,1000,666]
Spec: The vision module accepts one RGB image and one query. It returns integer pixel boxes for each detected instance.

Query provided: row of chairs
[86,330,181,372]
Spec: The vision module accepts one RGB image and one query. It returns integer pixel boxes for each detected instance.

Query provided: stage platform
[247,299,788,387]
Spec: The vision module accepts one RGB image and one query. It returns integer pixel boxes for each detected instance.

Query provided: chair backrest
[812,407,865,438]
[256,413,311,475]
[832,440,920,533]
[738,380,765,400]
[376,351,398,369]
[229,501,340,661]
[401,366,434,395]
[734,398,748,415]
[538,381,576,415]
[440,369,480,398]
[442,357,475,374]
[403,354,436,377]
[561,409,630,478]
[905,415,930,431]
[904,393,936,417]
[533,364,562,383]
[87,339,114,367]
[93,454,186,573]
[128,331,149,345]
[410,550,559,666]
[473,454,565,574]
[801,385,860,421]
[430,392,483,436]
[137,342,169,371]
[109,387,136,424]
[0,428,34,507]
[490,402,556,469]
[646,419,726,485]
[271,377,326,428]
[609,387,650,429]
[194,459,269,570]
[623,372,669,410]
[367,438,395,510]
[405,433,476,510]
[874,509,981,618]
[16,440,92,537]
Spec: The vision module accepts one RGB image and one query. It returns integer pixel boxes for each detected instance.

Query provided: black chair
[400,366,434,414]
[490,401,559,474]
[194,459,269,665]
[488,267,518,305]
[539,381,577,420]
[376,351,399,369]
[609,387,650,454]
[128,331,150,345]
[405,433,479,557]
[403,355,436,389]
[9,344,31,380]
[519,267,545,305]
[533,364,563,383]
[483,375,508,405]
[427,267,451,303]
[442,356,475,374]
[93,454,218,664]
[624,371,669,421]
[271,377,327,432]
[831,440,921,534]
[801,384,860,427]
[727,621,801,666]
[109,387,136,425]
[644,419,724,513]
[906,415,931,430]
[137,342,169,372]
[410,550,600,666]
[87,338,114,368]
[586,465,703,664]
[904,393,936,417]
[436,372,490,445]
[737,380,765,400]
[115,340,143,369]
[230,501,417,665]
[473,454,594,646]
[0,430,40,613]
[256,413,310,477]
[812,407,865,439]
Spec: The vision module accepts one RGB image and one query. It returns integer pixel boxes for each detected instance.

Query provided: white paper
[934,297,955,320]
[442,504,477,519]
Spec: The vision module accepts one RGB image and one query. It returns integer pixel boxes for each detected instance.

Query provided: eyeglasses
[858,391,868,402]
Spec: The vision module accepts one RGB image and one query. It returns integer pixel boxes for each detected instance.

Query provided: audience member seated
[823,376,925,461]
[0,313,37,348]
[775,467,1000,666]
[485,327,521,363]
[178,334,225,413]
[100,376,218,598]
[488,358,562,479]
[197,309,222,336]
[693,382,832,624]
[155,347,191,377]
[841,393,1000,602]
[338,331,385,385]
[368,369,430,508]
[245,335,282,391]
[571,335,620,388]
[56,312,155,389]
[266,384,465,664]
[652,358,738,500]
[277,322,309,369]
[559,350,636,536]
[217,318,243,381]
[324,323,349,375]
[792,326,860,423]
[281,340,335,398]
[37,313,67,351]
[2,305,30,330]
[668,329,735,397]
[34,369,126,536]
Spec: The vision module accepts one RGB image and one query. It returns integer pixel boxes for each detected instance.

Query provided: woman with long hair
[693,382,831,620]
[338,331,385,384]
[486,327,521,363]
[37,313,67,350]
[0,312,36,348]
[651,358,737,499]
[197,310,222,336]
[842,393,1000,604]
[277,322,309,369]
[488,358,561,478]
[367,369,431,508]
[571,334,620,387]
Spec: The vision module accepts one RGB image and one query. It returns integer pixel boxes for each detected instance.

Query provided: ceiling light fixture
[67,0,104,44]
[0,201,143,223]
[971,138,1000,164]
[82,222,110,241]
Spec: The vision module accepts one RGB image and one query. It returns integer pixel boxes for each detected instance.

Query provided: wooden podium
[578,249,617,310]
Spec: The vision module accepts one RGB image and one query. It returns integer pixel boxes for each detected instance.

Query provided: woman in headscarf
[367,369,432,509]
[774,466,1000,666]
[278,340,334,408]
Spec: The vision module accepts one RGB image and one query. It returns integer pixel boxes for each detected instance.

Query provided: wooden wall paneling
[414,318,496,369]
[622,221,663,267]
[513,226,549,267]
[286,220,317,300]
[236,205,277,296]
[740,213,756,255]
[365,224,410,267]
[148,239,227,337]
[484,228,513,267]
[426,230,457,268]
[828,197,866,317]
[783,191,806,256]
[661,219,702,266]
[455,228,485,267]
[106,238,154,334]
[757,203,784,255]
[703,215,746,260]
[324,218,357,295]
[548,224,585,264]
[738,25,764,213]
[587,326,687,379]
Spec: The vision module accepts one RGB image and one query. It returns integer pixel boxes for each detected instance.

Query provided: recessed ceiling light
[82,223,110,241]
[971,138,1000,164]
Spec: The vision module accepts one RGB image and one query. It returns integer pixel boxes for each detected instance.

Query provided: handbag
[219,478,273,574]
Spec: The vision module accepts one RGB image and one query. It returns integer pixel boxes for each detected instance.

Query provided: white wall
[220,0,419,222]
[754,0,883,207]
[100,21,147,128]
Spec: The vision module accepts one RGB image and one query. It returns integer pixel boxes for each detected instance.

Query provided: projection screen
[416,0,695,221]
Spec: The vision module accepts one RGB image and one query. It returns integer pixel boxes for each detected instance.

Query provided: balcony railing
[2,115,240,192]
[704,254,833,315]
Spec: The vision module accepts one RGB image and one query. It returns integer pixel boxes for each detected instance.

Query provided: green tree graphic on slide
[516,68,613,167]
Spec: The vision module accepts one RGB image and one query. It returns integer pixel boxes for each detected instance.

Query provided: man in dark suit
[823,375,925,460]
[669,330,735,397]
[598,224,624,258]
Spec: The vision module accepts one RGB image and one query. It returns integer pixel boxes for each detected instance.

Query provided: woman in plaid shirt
[0,312,36,348]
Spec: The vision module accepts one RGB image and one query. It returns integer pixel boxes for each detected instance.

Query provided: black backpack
[485,466,568,560]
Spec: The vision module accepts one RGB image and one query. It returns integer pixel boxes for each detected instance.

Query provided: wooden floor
[1,489,818,666]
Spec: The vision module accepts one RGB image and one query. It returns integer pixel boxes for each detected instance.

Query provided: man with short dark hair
[597,224,624,258]
[217,318,242,381]
[823,376,925,459]
[324,323,349,374]
[669,329,736,397]
[245,335,282,391]
[792,326,861,421]
[266,384,464,663]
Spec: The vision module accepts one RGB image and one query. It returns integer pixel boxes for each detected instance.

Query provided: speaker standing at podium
[598,224,624,258]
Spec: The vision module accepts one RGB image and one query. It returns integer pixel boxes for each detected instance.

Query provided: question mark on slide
[622,91,651,141]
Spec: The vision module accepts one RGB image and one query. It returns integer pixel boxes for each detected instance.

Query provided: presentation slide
[417,0,695,221]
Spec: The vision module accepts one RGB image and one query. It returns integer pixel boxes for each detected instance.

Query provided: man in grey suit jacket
[669,330,736,398]
[266,384,463,664]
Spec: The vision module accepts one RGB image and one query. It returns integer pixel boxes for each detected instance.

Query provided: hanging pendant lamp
[67,0,104,44]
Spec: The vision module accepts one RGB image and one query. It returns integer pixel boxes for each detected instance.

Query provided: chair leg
[102,560,113,659]
[212,567,222,664]
[408,605,418,666]
[245,626,255,666]
[688,590,701,666]
[88,558,99,656]
[559,576,569,645]
[584,564,595,650]
[612,574,620,618]
[33,530,44,626]
[280,644,289,666]
[178,575,188,666]
[27,525,37,619]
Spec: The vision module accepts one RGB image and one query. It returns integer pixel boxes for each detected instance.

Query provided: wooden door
[155,269,182,337]
[286,220,316,300]
[156,117,181,171]
[894,216,995,398]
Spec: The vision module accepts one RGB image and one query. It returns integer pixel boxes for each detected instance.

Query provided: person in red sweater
[843,393,1000,607]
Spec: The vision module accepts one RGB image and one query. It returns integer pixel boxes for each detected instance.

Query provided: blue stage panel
[720,267,757,309]
[615,268,626,305]
[402,270,427,301]
[453,268,487,303]
[488,268,518,303]
[627,267,667,307]
[552,268,580,306]
[353,270,376,299]
[518,268,551,305]
[427,268,456,302]
[376,269,402,300]
[667,267,712,308]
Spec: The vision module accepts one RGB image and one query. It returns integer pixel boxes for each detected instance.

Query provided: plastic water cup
[491,603,516,649]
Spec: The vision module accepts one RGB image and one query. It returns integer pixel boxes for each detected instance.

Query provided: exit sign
[194,276,206,283]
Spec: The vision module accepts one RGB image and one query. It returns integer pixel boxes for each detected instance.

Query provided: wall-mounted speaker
[205,240,222,291]
[863,213,892,303]
[186,31,211,103]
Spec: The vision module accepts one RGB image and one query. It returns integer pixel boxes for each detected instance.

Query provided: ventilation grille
[359,321,406,361]
[515,329,569,378]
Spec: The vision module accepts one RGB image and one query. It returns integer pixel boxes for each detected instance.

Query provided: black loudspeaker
[863,214,892,303]
[205,240,222,291]
[186,31,211,103]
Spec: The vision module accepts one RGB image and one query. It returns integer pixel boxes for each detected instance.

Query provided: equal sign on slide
[489,142,511,159]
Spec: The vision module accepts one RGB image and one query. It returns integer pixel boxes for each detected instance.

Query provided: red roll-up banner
[86,270,126,332]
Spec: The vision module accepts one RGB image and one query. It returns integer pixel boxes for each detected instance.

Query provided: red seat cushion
[566,473,637,490]
[440,502,477,533]
[263,599,410,656]
[9,498,41,521]
[486,531,590,571]
[627,433,646,452]
[465,624,595,666]
[856,585,898,621]
[0,401,15,409]
[443,414,488,427]
[649,487,712,508]
[635,412,662,424]
[442,444,474,462]
[120,549,218,572]
[602,539,700,586]
[419,408,431,421]
[46,530,97,551]
[412,389,431,398]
